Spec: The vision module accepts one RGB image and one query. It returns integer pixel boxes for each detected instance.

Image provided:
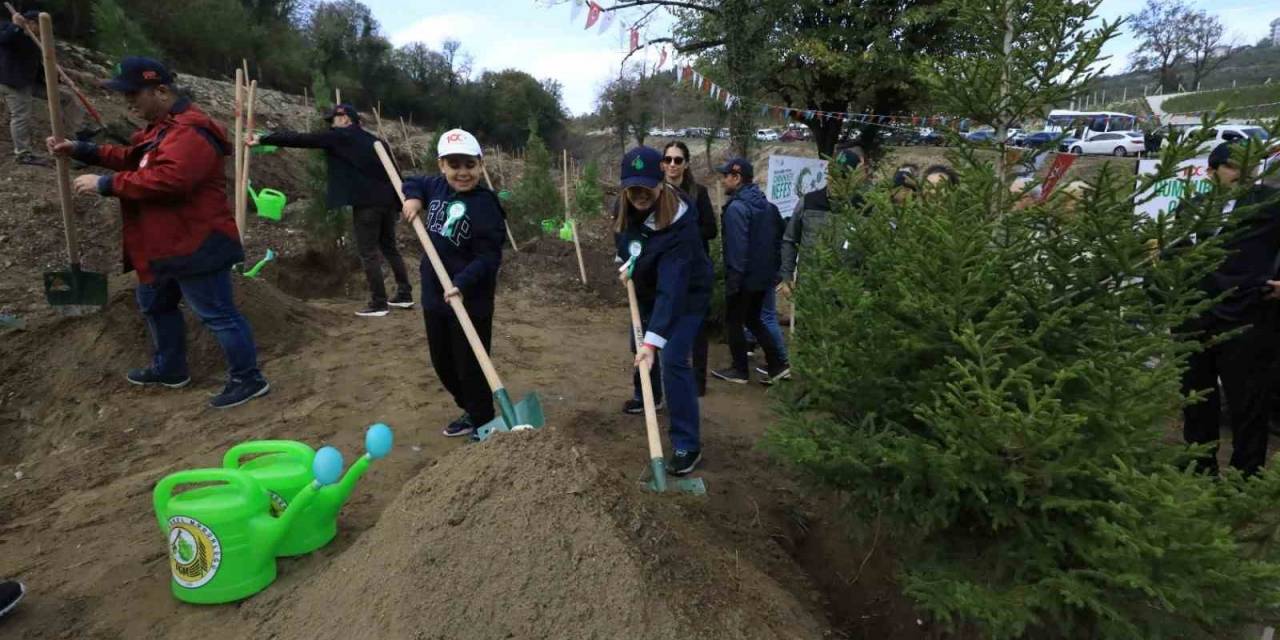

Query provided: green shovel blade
[473,390,545,442]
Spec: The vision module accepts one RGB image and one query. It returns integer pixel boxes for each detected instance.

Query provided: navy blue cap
[324,103,361,124]
[1208,141,1236,169]
[715,157,753,180]
[103,57,174,93]
[620,146,663,189]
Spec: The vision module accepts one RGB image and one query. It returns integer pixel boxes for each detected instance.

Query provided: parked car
[1059,136,1079,153]
[716,128,730,139]
[647,127,663,138]
[1021,131,1059,149]
[1066,130,1146,156]
[965,129,996,143]
[917,127,944,146]
[1185,124,1271,154]
[780,128,806,142]
[755,129,779,141]
[1005,128,1025,145]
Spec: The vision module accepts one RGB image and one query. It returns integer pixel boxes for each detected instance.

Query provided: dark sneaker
[126,367,191,388]
[622,397,665,415]
[668,449,703,476]
[443,414,474,438]
[388,293,415,309]
[355,304,390,317]
[16,153,52,167]
[209,377,270,410]
[0,580,25,620]
[761,364,792,386]
[712,367,750,384]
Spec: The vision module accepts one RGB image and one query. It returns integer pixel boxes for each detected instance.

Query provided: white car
[755,129,779,141]
[1067,131,1146,157]
[1185,124,1271,154]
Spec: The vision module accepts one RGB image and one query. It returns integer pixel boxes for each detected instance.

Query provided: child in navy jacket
[616,146,714,476]
[400,129,506,438]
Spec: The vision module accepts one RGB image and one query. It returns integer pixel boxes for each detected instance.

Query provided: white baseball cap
[437,128,482,158]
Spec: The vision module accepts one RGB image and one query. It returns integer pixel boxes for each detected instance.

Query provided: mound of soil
[502,215,626,308]
[261,427,825,640]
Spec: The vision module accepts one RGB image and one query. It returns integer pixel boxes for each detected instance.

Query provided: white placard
[767,155,829,218]
[1134,158,1212,219]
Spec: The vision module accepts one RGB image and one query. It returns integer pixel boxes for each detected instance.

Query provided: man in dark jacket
[1,10,87,166]
[778,148,864,290]
[252,104,412,317]
[49,57,268,409]
[1180,141,1280,476]
[712,157,790,385]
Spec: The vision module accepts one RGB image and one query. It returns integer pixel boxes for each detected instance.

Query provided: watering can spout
[331,423,394,505]
[261,446,344,555]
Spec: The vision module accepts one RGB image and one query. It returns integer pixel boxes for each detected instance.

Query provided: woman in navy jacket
[616,146,714,475]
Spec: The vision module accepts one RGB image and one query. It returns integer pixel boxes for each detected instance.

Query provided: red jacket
[74,100,243,283]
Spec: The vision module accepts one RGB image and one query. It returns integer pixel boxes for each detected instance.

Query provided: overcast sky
[362,0,1277,117]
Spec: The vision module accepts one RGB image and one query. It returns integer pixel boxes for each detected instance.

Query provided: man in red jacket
[47,57,268,409]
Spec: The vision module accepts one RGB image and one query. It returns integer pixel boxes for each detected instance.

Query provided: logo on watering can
[268,491,288,517]
[167,516,222,588]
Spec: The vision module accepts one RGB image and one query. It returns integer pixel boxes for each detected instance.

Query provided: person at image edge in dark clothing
[252,104,413,317]
[616,146,714,476]
[401,129,505,438]
[713,157,790,385]
[0,579,23,620]
[49,57,268,410]
[1179,141,1280,476]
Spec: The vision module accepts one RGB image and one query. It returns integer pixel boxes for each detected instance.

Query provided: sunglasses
[661,155,686,166]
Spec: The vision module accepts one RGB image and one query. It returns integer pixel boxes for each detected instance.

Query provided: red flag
[658,47,668,70]
[585,2,601,29]
[629,28,640,52]
[1039,153,1078,201]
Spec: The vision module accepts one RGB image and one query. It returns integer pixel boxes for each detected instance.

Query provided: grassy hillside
[1083,44,1280,101]
[1161,83,1280,120]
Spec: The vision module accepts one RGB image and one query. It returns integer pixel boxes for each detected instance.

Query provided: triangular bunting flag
[598,10,615,34]
[570,0,585,25]
[585,2,601,29]
[657,47,668,70]
[629,27,640,52]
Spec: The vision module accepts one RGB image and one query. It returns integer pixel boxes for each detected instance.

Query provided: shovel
[374,142,544,441]
[623,250,706,496]
[38,14,106,310]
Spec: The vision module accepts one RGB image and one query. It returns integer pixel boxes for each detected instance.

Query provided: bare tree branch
[601,0,718,15]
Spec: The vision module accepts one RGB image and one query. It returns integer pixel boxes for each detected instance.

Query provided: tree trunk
[809,117,843,157]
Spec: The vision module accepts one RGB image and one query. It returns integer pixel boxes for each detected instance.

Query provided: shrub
[572,160,604,219]
[505,116,562,238]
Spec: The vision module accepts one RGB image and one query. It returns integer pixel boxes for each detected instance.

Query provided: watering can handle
[152,468,258,534]
[222,440,316,470]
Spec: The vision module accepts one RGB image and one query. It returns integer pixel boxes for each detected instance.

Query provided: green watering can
[558,219,575,242]
[541,218,559,235]
[250,130,278,155]
[223,424,394,557]
[152,447,345,604]
[247,183,287,221]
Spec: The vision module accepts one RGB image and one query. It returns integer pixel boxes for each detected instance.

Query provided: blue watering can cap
[313,446,344,486]
[366,423,393,460]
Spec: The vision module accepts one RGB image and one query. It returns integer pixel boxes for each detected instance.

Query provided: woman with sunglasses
[661,141,717,396]
[401,129,507,438]
[617,146,714,476]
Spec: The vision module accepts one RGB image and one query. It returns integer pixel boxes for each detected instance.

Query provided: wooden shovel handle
[237,80,256,242]
[626,279,666,462]
[374,142,506,395]
[38,13,78,265]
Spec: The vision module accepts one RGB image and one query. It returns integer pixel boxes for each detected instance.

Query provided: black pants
[425,308,495,424]
[1181,320,1276,475]
[726,289,785,373]
[353,206,411,306]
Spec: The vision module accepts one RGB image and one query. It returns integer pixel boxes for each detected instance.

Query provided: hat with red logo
[103,57,175,93]
[437,128,482,158]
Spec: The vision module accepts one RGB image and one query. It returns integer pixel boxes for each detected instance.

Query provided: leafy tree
[572,160,604,219]
[1128,0,1193,93]
[91,0,161,61]
[505,116,562,237]
[597,66,665,150]
[1186,10,1231,90]
[767,0,1280,636]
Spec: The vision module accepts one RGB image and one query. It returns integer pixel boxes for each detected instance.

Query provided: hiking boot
[16,152,51,167]
[388,292,415,309]
[760,364,792,386]
[209,377,270,410]
[443,414,474,438]
[0,580,25,620]
[126,367,191,388]
[712,367,750,384]
[622,397,665,415]
[355,303,390,317]
[668,449,703,476]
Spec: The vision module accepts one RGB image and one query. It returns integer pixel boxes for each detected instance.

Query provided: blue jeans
[135,269,262,381]
[661,314,704,452]
[744,287,788,363]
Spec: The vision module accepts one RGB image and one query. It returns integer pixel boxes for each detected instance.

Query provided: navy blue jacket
[722,183,783,293]
[0,14,40,90]
[261,125,400,210]
[401,175,506,317]
[616,189,713,348]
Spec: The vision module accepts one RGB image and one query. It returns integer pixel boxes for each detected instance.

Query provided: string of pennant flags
[567,0,670,64]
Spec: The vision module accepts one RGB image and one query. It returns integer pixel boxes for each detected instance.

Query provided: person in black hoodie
[1179,141,1280,476]
[713,157,790,385]
[617,146,714,475]
[1,10,88,166]
[252,104,412,317]
[400,129,506,438]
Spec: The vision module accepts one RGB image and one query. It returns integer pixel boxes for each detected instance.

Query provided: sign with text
[767,155,828,218]
[1134,158,1212,219]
